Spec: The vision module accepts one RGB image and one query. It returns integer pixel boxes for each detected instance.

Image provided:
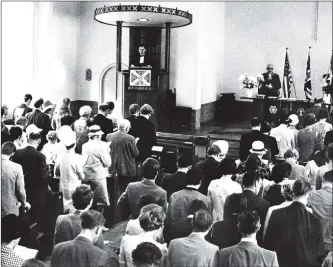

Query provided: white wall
[2,2,34,108]
[223,2,332,100]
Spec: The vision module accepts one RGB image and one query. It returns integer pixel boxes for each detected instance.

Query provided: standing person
[312,108,332,149]
[74,105,92,133]
[93,102,115,141]
[13,94,33,119]
[315,144,333,189]
[167,209,219,267]
[305,150,326,189]
[82,125,111,209]
[51,210,118,267]
[136,104,156,163]
[288,114,299,148]
[209,211,279,267]
[258,64,281,97]
[11,125,49,233]
[106,119,139,194]
[126,104,140,138]
[8,126,24,150]
[1,142,30,218]
[305,98,323,119]
[260,121,279,163]
[51,97,71,130]
[283,149,307,181]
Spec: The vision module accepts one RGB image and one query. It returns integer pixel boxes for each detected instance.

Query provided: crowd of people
[1,94,332,267]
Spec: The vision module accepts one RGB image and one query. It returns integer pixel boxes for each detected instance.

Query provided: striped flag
[283,49,294,98]
[304,47,312,100]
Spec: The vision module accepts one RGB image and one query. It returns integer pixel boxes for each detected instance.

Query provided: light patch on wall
[50,60,66,90]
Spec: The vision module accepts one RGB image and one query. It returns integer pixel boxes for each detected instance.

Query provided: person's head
[26,124,42,146]
[177,155,192,170]
[60,115,75,127]
[34,98,44,109]
[1,141,16,157]
[243,170,261,194]
[98,103,111,116]
[138,45,147,56]
[237,210,261,237]
[284,148,299,163]
[1,214,22,247]
[132,242,162,267]
[15,116,28,129]
[134,195,158,219]
[106,101,115,113]
[23,94,32,106]
[318,108,329,121]
[223,193,247,221]
[260,121,272,135]
[288,114,299,127]
[250,117,261,130]
[129,104,140,116]
[186,167,204,186]
[118,119,131,133]
[322,170,333,186]
[80,210,106,244]
[271,163,292,183]
[21,259,46,267]
[139,204,165,232]
[142,158,160,180]
[88,125,104,140]
[266,64,274,74]
[212,140,229,160]
[207,144,222,162]
[327,143,333,162]
[140,104,154,117]
[311,150,326,167]
[79,105,92,118]
[9,126,23,143]
[245,154,261,171]
[72,184,94,210]
[292,179,312,203]
[249,141,267,158]
[187,199,208,216]
[1,105,9,117]
[281,183,294,201]
[46,131,58,144]
[1,107,5,119]
[56,97,71,110]
[278,108,291,125]
[304,113,316,127]
[192,209,212,232]
[216,158,237,178]
[314,98,323,107]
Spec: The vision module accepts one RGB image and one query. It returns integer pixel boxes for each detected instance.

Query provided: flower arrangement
[238,73,258,90]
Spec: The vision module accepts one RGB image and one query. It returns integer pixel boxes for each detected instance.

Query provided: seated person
[132,242,163,267]
[258,64,281,97]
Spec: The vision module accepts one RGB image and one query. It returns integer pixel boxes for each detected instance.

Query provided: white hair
[118,119,131,130]
[79,105,92,117]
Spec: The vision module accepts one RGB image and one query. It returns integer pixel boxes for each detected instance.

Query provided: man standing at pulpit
[131,45,152,68]
[259,64,281,97]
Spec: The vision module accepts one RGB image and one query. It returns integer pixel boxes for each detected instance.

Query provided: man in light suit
[117,158,167,219]
[209,210,279,267]
[167,209,218,267]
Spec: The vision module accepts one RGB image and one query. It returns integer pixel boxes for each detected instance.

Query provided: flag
[304,48,312,100]
[283,50,294,98]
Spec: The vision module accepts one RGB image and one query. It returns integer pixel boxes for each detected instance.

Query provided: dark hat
[278,109,292,124]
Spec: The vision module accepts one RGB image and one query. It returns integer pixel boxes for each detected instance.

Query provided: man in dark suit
[26,98,52,149]
[161,156,191,200]
[305,98,323,120]
[239,117,268,161]
[13,94,33,119]
[93,102,115,141]
[12,125,49,233]
[136,104,157,162]
[126,103,140,138]
[324,130,333,146]
[196,145,222,196]
[242,171,269,245]
[117,158,167,219]
[1,108,10,145]
[131,45,152,68]
[264,180,325,267]
[51,210,118,267]
[258,64,281,97]
[260,121,279,163]
[209,211,278,267]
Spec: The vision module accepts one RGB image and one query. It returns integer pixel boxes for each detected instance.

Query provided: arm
[129,139,139,158]
[15,166,27,207]
[39,153,49,186]
[117,185,129,206]
[271,252,280,267]
[100,145,112,168]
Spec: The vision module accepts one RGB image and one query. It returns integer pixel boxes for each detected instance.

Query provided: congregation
[1,94,333,267]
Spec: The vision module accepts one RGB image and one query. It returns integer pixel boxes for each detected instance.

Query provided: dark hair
[216,158,237,177]
[34,98,44,108]
[328,143,333,161]
[15,117,28,128]
[323,170,333,183]
[271,163,292,183]
[142,158,160,179]
[193,209,212,232]
[284,149,299,160]
[1,107,4,117]
[242,170,260,187]
[1,215,22,243]
[260,121,272,134]
[318,108,329,120]
[224,193,247,220]
[139,204,165,231]
[24,94,32,102]
[28,132,41,141]
[9,126,23,141]
[99,103,109,112]
[86,117,95,127]
[278,108,290,124]
[132,242,162,266]
[186,167,204,186]
[311,150,326,167]
[60,115,75,127]
[250,117,260,127]
[245,154,261,171]
[133,195,157,219]
[314,98,323,104]
[177,156,192,168]
[107,101,115,111]
[304,113,316,126]
[129,104,140,115]
[292,179,312,197]
[1,141,16,156]
[80,210,105,230]
[140,104,154,115]
[187,199,208,215]
[21,259,46,267]
[237,211,260,235]
[207,144,221,156]
[72,185,94,210]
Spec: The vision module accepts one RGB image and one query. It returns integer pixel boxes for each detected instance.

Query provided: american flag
[283,49,294,98]
[304,48,312,100]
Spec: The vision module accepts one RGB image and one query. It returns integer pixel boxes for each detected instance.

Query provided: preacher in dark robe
[131,45,152,68]
[259,64,281,97]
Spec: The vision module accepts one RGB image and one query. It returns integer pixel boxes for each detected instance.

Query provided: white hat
[88,125,104,136]
[212,140,229,156]
[288,114,299,126]
[61,131,76,147]
[58,126,74,143]
[249,141,267,154]
[26,124,42,135]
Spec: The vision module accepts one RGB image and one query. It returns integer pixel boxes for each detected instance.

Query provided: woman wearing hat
[288,114,299,148]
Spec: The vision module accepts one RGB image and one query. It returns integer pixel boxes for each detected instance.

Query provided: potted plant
[238,73,258,97]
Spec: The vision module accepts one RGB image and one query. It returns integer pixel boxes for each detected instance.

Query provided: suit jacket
[264,201,325,267]
[136,116,157,162]
[132,55,152,67]
[51,236,118,267]
[93,114,114,141]
[324,130,333,146]
[163,217,193,245]
[14,103,32,118]
[305,106,322,120]
[196,157,219,195]
[209,240,279,267]
[167,232,218,267]
[259,72,281,97]
[117,179,167,218]
[239,130,268,162]
[262,134,279,162]
[161,171,187,200]
[12,146,49,205]
[26,109,51,138]
[167,187,210,224]
[106,131,139,177]
[126,115,140,138]
[75,129,89,155]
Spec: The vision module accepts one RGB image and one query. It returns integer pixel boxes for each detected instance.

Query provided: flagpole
[287,47,297,99]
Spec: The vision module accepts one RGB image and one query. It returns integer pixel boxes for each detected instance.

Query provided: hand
[135,137,140,143]
[24,202,31,211]
[267,84,273,89]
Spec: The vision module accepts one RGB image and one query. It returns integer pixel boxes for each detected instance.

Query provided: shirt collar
[241,237,257,244]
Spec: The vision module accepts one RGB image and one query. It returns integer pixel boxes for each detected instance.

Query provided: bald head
[118,119,131,132]
[266,64,274,74]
